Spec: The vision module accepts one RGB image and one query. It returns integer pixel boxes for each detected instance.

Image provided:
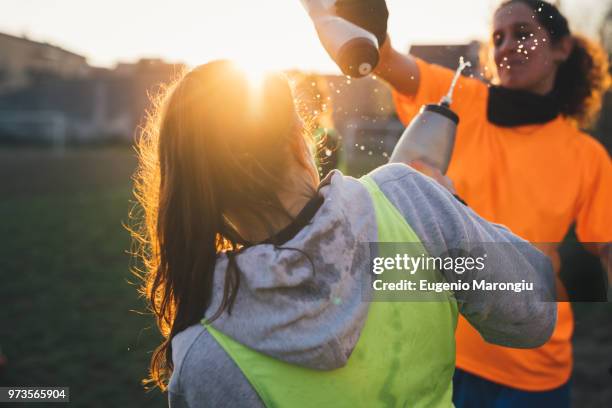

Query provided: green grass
[0,147,165,407]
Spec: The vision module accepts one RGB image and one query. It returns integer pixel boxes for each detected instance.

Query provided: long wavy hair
[130,60,318,390]
[483,0,611,128]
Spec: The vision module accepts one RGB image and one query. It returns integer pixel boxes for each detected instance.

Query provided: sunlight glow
[230,59,270,122]
[232,56,272,93]
[0,0,598,72]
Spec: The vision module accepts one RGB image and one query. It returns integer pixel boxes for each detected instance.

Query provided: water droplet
[360,145,365,151]
[325,148,332,157]
[382,152,389,158]
[368,151,373,156]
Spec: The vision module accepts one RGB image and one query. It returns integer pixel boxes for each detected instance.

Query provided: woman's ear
[553,36,574,64]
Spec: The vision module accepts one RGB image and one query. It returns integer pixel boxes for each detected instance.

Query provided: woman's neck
[227,164,318,245]
[527,75,555,96]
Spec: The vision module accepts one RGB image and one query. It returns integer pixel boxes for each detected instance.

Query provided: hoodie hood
[206,171,378,370]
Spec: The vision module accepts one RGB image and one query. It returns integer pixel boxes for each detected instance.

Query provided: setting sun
[230,51,286,88]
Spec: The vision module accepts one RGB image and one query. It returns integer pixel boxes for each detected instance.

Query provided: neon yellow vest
[204,175,458,407]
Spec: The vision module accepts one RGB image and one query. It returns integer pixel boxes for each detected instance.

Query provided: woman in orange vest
[334,0,611,406]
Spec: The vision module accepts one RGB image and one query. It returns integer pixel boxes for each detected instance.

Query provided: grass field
[0,146,610,407]
[0,147,165,407]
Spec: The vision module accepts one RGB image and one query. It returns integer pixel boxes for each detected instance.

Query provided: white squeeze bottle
[389,58,472,174]
[300,0,380,77]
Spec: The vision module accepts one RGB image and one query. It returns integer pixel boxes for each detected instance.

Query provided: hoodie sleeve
[169,324,266,408]
[370,163,557,348]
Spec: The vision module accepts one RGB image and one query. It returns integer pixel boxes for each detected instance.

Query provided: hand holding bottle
[410,160,456,194]
[300,0,383,77]
[334,0,389,47]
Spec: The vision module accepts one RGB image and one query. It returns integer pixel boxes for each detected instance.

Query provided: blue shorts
[452,368,570,408]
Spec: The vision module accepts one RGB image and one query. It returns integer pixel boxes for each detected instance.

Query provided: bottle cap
[421,104,459,125]
[336,37,379,78]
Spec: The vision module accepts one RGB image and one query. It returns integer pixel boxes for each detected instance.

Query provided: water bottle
[389,58,471,174]
[389,103,458,174]
[301,0,379,77]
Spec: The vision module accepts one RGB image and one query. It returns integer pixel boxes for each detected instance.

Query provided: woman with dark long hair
[132,60,556,406]
[333,0,612,406]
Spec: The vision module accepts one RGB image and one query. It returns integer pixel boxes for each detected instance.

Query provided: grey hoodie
[168,164,557,408]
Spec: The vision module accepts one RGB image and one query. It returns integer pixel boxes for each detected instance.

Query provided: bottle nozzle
[441,57,472,107]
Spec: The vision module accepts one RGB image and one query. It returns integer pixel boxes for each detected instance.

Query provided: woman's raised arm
[331,0,421,94]
[374,36,421,96]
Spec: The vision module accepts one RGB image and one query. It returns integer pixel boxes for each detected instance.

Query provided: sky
[1,0,608,74]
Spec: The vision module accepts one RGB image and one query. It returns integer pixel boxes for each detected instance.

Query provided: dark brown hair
[131,60,317,391]
[493,0,611,127]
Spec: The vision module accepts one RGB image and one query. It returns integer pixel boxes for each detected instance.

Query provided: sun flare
[230,55,283,93]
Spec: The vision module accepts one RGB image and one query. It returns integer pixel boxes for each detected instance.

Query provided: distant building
[0,33,185,146]
[601,8,612,59]
[320,74,400,173]
[410,41,483,78]
[0,32,89,93]
[598,10,612,154]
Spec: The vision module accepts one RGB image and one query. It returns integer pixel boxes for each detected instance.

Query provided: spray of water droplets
[440,57,472,106]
